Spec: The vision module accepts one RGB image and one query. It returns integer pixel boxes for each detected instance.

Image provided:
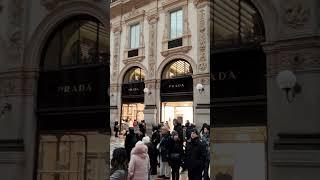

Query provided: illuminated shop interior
[161,102,193,130]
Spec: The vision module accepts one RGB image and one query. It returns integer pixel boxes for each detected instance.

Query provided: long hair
[110,147,128,175]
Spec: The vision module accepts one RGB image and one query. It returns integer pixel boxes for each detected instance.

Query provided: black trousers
[171,166,180,180]
[203,161,210,180]
[188,168,203,180]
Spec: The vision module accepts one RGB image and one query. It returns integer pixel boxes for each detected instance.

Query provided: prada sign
[210,48,267,127]
[211,49,266,98]
[57,84,93,94]
[38,66,107,109]
[122,82,144,96]
[211,70,239,81]
[161,76,193,94]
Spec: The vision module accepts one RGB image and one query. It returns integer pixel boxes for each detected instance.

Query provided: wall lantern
[276,70,302,103]
[143,88,152,95]
[196,83,204,94]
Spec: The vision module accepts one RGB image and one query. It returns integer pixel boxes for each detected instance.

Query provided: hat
[142,136,151,144]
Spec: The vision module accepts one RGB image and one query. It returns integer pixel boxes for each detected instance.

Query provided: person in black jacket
[124,127,137,161]
[168,130,184,180]
[114,121,119,137]
[142,136,157,175]
[184,128,207,180]
[158,126,171,179]
[173,117,184,144]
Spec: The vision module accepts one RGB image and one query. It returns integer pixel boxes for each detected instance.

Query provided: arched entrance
[211,0,267,180]
[160,59,193,130]
[36,15,109,180]
[120,67,145,129]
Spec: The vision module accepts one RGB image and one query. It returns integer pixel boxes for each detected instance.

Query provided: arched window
[41,15,108,70]
[162,60,193,79]
[213,0,265,49]
[123,67,145,83]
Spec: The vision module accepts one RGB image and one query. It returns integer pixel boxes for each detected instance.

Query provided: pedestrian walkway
[110,136,189,180]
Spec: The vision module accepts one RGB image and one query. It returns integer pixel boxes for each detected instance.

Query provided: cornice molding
[161,45,192,57]
[122,55,145,64]
[161,0,188,11]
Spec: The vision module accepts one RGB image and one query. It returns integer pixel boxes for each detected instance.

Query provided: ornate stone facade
[283,0,310,29]
[111,23,121,82]
[198,8,207,72]
[147,11,158,79]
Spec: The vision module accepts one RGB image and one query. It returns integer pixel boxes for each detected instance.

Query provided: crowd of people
[110,118,210,180]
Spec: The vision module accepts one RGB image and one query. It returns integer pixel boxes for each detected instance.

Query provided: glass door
[161,101,193,130]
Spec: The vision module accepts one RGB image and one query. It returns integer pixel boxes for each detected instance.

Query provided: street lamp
[143,88,152,95]
[276,70,301,103]
[196,83,204,94]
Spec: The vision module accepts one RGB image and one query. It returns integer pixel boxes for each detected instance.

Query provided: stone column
[264,1,320,179]
[110,23,121,136]
[143,11,159,135]
[193,74,210,127]
[144,80,157,135]
[193,0,211,128]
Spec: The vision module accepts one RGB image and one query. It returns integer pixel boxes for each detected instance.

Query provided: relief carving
[147,13,158,78]
[111,31,121,82]
[284,1,310,29]
[7,0,24,61]
[198,9,207,72]
[267,50,320,76]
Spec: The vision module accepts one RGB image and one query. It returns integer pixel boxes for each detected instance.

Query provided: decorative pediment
[161,0,188,10]
[124,7,145,24]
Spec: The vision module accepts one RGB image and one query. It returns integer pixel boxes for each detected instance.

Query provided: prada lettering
[128,88,139,92]
[211,71,238,81]
[57,84,92,93]
[168,84,185,88]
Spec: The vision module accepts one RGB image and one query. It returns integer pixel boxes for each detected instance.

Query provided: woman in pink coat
[128,141,150,180]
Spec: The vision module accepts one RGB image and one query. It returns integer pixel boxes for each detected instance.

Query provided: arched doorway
[120,67,145,130]
[36,15,109,180]
[160,59,193,130]
[211,0,267,180]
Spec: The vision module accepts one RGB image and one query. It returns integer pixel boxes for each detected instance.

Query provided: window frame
[129,23,140,49]
[169,9,183,40]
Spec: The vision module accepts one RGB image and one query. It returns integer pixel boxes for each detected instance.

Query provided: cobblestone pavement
[110,136,189,180]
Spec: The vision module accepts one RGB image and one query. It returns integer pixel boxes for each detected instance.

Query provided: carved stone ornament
[284,1,310,29]
[267,50,320,76]
[198,63,207,72]
[198,9,207,72]
[148,13,158,78]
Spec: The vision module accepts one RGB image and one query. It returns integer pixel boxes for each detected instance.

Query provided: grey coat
[109,169,127,180]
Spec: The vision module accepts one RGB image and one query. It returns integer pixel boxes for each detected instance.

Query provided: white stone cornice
[122,55,145,64]
[161,0,188,11]
[161,45,192,57]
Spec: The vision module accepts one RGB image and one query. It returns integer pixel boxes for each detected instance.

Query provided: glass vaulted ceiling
[213,0,265,48]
